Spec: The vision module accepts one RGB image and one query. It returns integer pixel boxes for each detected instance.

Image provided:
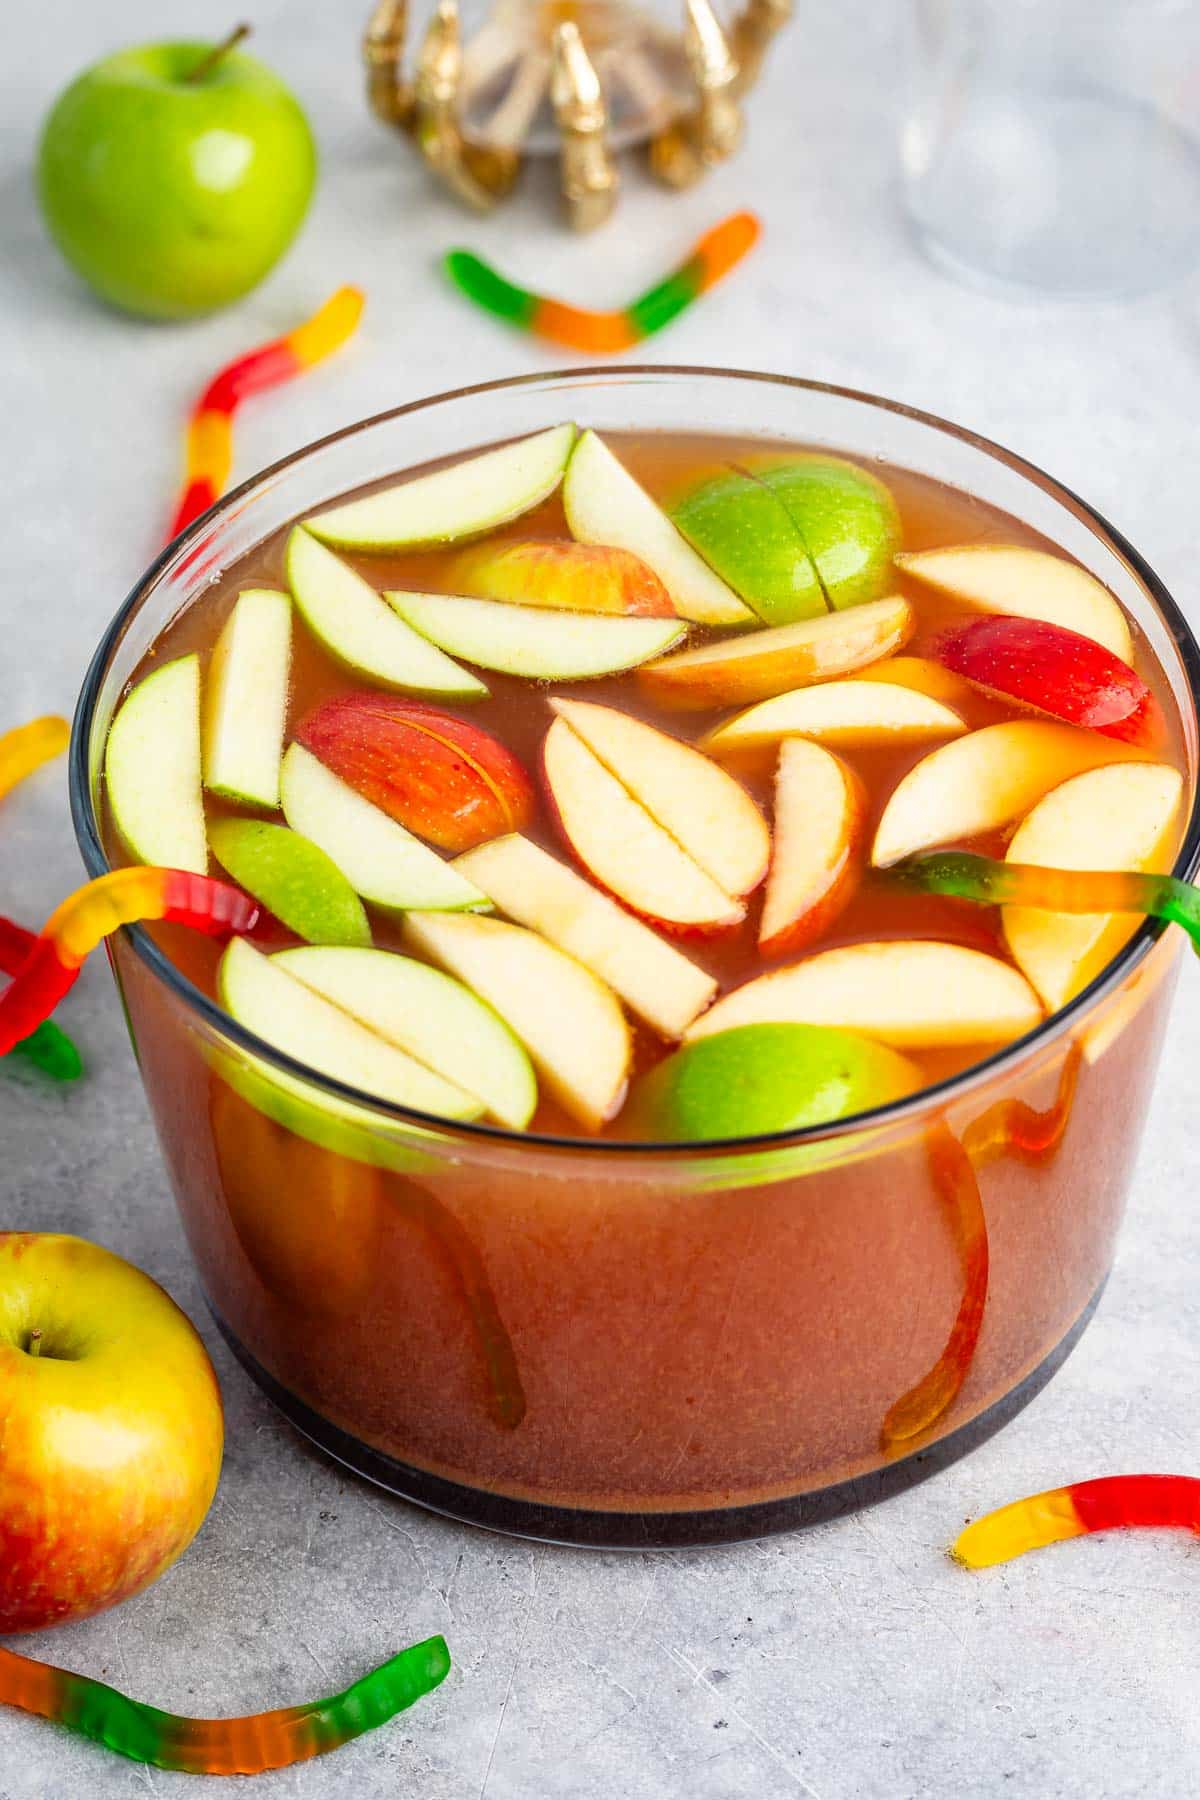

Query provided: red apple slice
[550,698,769,900]
[932,614,1160,744]
[1003,761,1184,1010]
[402,910,631,1129]
[295,693,535,853]
[305,423,577,550]
[686,941,1043,1049]
[895,545,1133,663]
[702,679,966,757]
[636,595,915,709]
[455,834,718,1039]
[448,540,675,617]
[562,429,753,626]
[759,741,864,956]
[871,720,1135,868]
[543,717,744,933]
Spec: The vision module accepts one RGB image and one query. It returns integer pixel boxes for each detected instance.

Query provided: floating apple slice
[295,693,534,853]
[562,429,752,627]
[702,679,966,757]
[1003,762,1184,1010]
[280,744,489,913]
[448,539,675,617]
[385,590,683,681]
[854,654,976,710]
[670,466,826,624]
[686,941,1043,1049]
[286,528,487,698]
[455,834,718,1039]
[636,596,915,710]
[895,545,1134,663]
[208,819,371,948]
[871,720,1135,868]
[550,698,769,899]
[759,740,864,956]
[219,937,484,1121]
[304,423,577,551]
[274,945,537,1129]
[932,615,1160,744]
[631,1023,922,1141]
[105,654,207,873]
[402,910,631,1129]
[202,589,292,808]
[543,718,744,933]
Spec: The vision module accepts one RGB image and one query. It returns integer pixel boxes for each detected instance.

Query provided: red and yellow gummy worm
[444,211,761,354]
[954,1475,1200,1568]
[0,868,258,1056]
[0,716,70,803]
[0,1635,449,1774]
[168,285,365,540]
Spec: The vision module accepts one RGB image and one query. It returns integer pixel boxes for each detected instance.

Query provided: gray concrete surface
[3,4,1200,1795]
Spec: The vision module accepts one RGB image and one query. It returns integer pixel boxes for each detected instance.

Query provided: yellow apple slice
[687,941,1042,1049]
[871,720,1134,868]
[402,910,631,1128]
[385,590,683,680]
[455,834,718,1039]
[702,680,966,757]
[1003,761,1184,1011]
[203,588,292,808]
[563,429,752,627]
[759,740,864,956]
[895,545,1133,663]
[543,718,744,932]
[550,698,769,899]
[854,654,976,710]
[636,595,915,709]
[105,654,207,873]
[305,423,577,550]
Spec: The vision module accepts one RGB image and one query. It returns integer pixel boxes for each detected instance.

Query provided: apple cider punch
[83,391,1196,1541]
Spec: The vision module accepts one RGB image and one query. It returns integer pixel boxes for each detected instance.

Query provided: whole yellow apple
[0,1233,223,1633]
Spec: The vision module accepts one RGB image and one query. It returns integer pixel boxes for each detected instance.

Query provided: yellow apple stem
[186,23,252,83]
[25,1328,42,1357]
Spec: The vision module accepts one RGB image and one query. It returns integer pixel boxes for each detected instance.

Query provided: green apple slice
[304,424,577,551]
[402,910,631,1130]
[563,429,753,627]
[385,591,683,680]
[286,528,487,698]
[280,744,490,913]
[274,945,537,1130]
[208,818,372,948]
[203,588,293,807]
[105,654,207,872]
[219,938,483,1121]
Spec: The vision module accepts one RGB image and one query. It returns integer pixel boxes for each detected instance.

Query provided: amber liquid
[106,431,1186,1140]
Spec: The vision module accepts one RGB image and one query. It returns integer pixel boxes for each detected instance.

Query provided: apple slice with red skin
[447,539,675,617]
[895,544,1133,663]
[549,698,769,901]
[295,693,535,854]
[759,740,865,956]
[543,717,745,934]
[931,614,1161,745]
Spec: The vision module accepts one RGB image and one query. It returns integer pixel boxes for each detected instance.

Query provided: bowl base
[211,1281,1105,1549]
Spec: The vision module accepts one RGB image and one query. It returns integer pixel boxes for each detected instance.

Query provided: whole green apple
[0,1233,223,1632]
[37,35,317,320]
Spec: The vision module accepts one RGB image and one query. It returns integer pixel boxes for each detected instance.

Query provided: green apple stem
[25,1328,42,1358]
[186,23,252,83]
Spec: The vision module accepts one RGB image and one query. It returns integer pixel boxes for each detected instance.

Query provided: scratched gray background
[3,3,1200,1796]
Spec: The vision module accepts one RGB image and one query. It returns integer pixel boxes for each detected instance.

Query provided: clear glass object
[901,0,1200,296]
[72,369,1200,1547]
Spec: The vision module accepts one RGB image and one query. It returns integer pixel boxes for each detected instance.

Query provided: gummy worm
[168,286,365,541]
[0,869,258,1057]
[0,716,70,801]
[962,1040,1082,1169]
[0,1634,450,1775]
[444,211,761,354]
[0,915,82,1081]
[953,1475,1200,1568]
[889,851,1200,957]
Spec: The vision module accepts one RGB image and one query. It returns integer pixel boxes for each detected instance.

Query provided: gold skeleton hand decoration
[362,0,790,227]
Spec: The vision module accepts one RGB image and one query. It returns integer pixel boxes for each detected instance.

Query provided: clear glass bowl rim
[69,364,1200,1159]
